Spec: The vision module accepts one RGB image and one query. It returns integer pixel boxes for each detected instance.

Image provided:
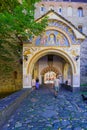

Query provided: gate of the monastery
[23,10,85,92]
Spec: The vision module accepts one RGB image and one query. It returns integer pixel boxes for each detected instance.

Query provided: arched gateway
[23,10,85,92]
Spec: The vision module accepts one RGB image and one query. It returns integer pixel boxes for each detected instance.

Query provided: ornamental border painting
[35,30,69,46]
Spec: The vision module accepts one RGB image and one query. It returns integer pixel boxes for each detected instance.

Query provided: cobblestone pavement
[2,86,87,130]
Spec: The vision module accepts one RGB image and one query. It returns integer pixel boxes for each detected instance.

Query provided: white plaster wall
[39,56,48,84]
[53,56,63,74]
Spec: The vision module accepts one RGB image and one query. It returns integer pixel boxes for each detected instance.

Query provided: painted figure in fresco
[49,34,56,45]
[40,35,47,45]
[36,36,41,45]
[57,33,65,46]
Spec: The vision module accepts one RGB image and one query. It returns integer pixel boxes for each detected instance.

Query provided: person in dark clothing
[36,78,39,89]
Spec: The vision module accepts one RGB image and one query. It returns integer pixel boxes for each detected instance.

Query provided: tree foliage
[0,0,48,70]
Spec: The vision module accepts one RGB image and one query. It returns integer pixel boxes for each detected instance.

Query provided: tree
[0,0,48,73]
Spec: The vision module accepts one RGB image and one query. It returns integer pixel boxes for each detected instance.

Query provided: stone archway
[41,66,60,76]
[27,48,76,75]
[40,66,60,84]
[23,9,84,91]
[23,47,80,91]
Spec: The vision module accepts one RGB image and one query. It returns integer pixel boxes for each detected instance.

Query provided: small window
[40,4,45,12]
[78,25,82,33]
[67,6,72,16]
[58,6,62,15]
[78,7,83,17]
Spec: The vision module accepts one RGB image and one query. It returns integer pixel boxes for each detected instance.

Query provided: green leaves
[0,0,48,72]
[0,0,20,13]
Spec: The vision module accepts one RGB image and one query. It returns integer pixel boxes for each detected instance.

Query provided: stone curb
[0,88,33,128]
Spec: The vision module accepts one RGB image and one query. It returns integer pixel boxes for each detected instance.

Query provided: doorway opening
[32,54,72,86]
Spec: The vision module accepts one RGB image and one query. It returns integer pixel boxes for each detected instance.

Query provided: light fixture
[24,55,28,61]
[75,55,80,61]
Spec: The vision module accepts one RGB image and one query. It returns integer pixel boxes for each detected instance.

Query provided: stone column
[23,74,32,88]
[72,74,80,92]
[39,75,42,84]
[72,58,80,92]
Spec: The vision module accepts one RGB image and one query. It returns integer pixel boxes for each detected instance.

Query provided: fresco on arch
[35,30,69,46]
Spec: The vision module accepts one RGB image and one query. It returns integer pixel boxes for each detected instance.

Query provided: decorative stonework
[41,66,59,75]
[48,20,82,44]
[30,19,83,47]
[23,46,80,72]
[23,10,86,88]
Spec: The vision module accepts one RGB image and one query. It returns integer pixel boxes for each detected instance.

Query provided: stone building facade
[35,0,87,84]
[23,0,87,91]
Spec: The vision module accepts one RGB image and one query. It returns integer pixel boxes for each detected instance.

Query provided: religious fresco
[48,20,79,44]
[27,20,82,45]
[35,30,69,46]
[44,71,56,84]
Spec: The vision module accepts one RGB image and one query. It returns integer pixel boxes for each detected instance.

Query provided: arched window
[40,4,45,12]
[78,25,82,33]
[78,7,83,17]
[49,5,54,10]
[67,6,72,16]
[58,6,62,15]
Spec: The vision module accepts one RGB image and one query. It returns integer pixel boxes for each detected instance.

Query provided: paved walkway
[2,86,87,130]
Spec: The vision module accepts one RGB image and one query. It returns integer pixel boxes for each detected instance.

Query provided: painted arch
[35,30,69,46]
[27,48,76,76]
[40,66,60,76]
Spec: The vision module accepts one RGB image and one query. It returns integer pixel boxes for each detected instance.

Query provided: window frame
[78,7,83,17]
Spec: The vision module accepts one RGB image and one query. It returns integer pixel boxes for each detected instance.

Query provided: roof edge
[35,9,86,38]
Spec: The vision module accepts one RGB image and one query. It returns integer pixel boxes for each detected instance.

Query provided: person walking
[35,78,39,89]
[54,75,60,98]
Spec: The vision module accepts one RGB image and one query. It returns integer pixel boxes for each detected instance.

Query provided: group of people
[32,78,40,90]
[32,75,61,98]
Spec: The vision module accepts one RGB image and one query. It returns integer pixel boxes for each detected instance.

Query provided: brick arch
[40,66,60,76]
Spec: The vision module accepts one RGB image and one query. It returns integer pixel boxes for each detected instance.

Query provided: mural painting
[48,21,78,44]
[35,30,69,46]
[44,71,56,84]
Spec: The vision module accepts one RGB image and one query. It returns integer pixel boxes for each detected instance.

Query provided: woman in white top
[54,76,60,98]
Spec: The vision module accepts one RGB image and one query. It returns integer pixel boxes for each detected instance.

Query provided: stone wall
[80,38,87,85]
[0,62,22,93]
[0,88,32,127]
[35,1,87,85]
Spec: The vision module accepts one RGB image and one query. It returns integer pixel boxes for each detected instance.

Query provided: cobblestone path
[2,86,87,130]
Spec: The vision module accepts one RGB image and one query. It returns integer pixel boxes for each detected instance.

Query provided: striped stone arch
[40,66,61,76]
